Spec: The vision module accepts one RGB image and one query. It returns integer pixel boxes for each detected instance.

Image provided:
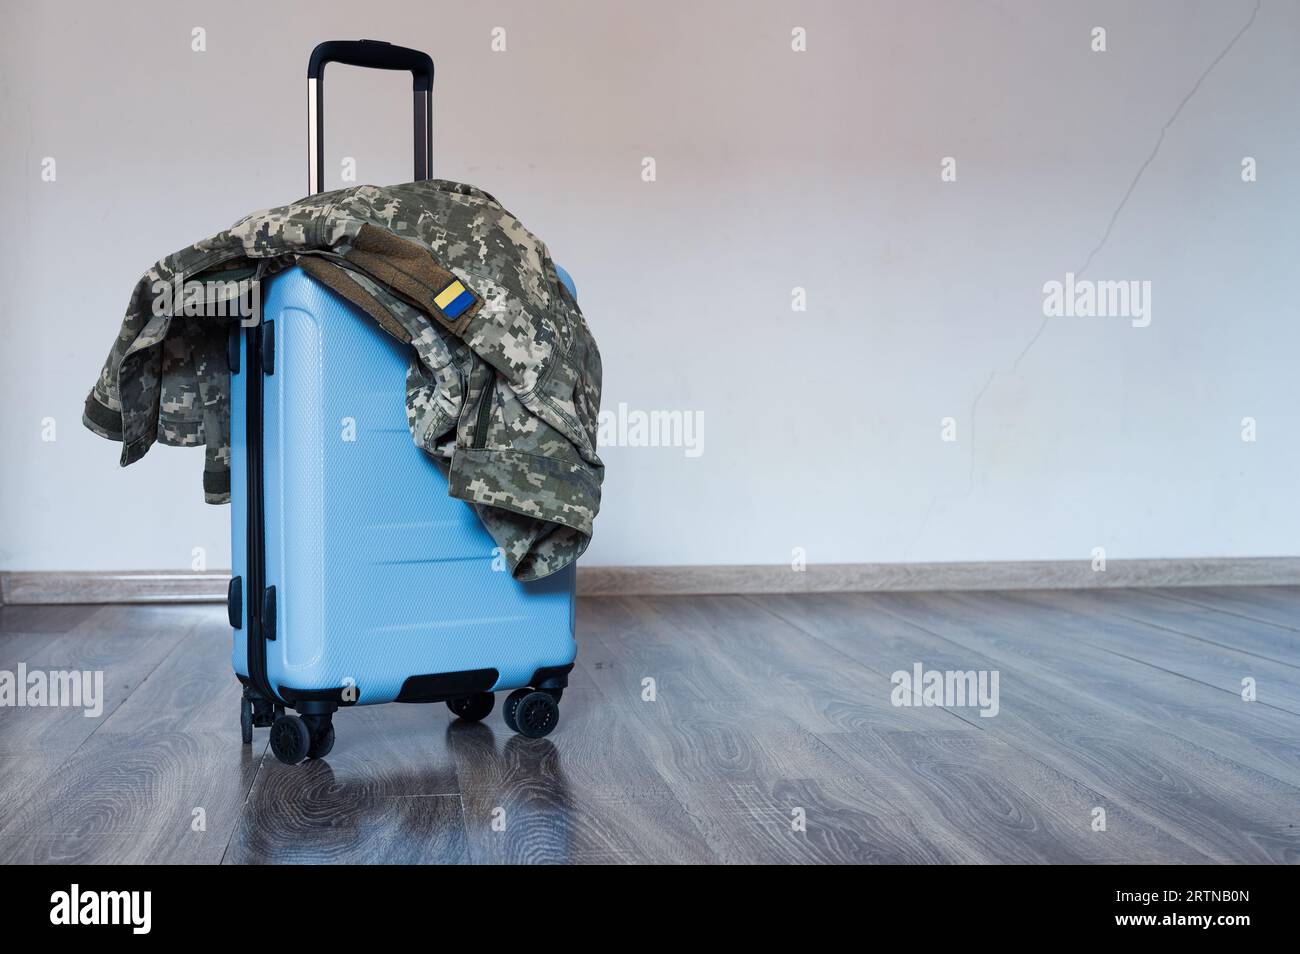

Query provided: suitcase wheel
[269,714,311,764]
[510,689,560,740]
[268,712,337,765]
[502,688,528,732]
[502,687,562,736]
[447,692,495,723]
[305,718,335,760]
[268,712,335,765]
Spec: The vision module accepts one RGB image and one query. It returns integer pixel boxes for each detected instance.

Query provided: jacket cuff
[82,392,123,441]
[204,466,231,503]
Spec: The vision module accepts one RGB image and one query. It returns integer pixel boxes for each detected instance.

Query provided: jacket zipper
[472,375,494,449]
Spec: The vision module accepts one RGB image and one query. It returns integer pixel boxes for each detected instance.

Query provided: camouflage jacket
[83,180,603,580]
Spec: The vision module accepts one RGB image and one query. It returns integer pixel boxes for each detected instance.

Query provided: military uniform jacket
[83,180,603,580]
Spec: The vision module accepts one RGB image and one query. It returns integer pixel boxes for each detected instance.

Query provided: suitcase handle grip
[307,40,434,195]
[308,40,433,90]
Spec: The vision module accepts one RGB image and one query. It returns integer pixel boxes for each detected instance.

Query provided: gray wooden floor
[0,587,1298,864]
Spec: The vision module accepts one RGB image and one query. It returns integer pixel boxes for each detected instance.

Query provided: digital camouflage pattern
[84,180,603,580]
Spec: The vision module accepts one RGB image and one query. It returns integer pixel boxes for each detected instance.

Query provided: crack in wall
[964,0,1263,492]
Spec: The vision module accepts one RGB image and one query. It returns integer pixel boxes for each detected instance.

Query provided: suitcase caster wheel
[447,692,494,722]
[502,688,531,733]
[269,714,311,765]
[513,690,560,739]
[240,694,254,745]
[307,722,335,760]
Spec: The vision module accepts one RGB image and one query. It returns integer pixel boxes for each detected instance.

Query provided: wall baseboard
[2,558,1297,605]
[576,557,1300,595]
[0,571,233,605]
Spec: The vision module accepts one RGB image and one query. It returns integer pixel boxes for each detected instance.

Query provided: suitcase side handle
[307,39,434,195]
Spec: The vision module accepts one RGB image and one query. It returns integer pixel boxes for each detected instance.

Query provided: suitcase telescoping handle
[307,39,435,195]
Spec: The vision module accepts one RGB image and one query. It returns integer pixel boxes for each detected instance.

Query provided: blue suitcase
[229,41,578,764]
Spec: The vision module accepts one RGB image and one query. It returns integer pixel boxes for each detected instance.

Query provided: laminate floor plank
[863,591,1300,862]
[668,774,961,864]
[817,729,1216,864]
[0,604,103,635]
[751,592,1005,732]
[223,788,468,864]
[1153,586,1300,640]
[759,591,1300,863]
[583,595,969,737]
[1,593,1297,863]
[0,730,263,864]
[873,590,1300,789]
[0,605,204,757]
[1009,588,1300,712]
[449,687,716,864]
[93,612,243,737]
[575,595,756,703]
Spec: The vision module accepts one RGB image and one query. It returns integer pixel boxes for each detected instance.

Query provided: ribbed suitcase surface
[231,266,577,706]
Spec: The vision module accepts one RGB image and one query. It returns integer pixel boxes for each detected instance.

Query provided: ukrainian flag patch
[434,279,474,319]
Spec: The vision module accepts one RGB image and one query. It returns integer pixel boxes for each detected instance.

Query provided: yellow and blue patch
[434,279,474,319]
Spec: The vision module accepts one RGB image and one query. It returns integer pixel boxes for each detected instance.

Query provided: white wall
[2,0,1297,572]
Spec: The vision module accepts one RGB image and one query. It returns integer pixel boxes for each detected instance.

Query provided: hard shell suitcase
[230,41,578,764]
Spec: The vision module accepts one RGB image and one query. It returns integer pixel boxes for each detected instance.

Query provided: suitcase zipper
[243,318,277,701]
